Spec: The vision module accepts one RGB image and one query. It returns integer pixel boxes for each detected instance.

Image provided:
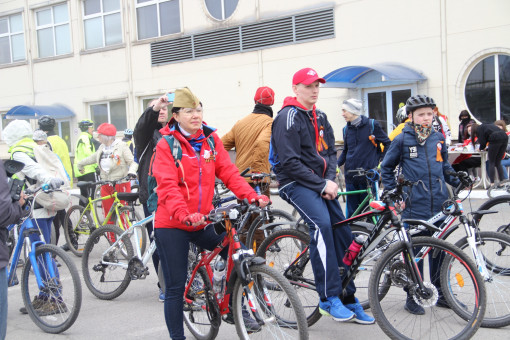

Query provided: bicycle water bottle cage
[369,201,386,211]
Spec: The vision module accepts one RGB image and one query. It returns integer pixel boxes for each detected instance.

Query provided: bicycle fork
[460,216,492,280]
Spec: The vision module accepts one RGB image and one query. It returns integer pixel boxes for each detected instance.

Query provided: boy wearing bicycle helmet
[380,94,459,315]
[270,68,375,324]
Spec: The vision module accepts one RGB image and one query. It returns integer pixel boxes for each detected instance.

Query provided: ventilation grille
[151,8,334,66]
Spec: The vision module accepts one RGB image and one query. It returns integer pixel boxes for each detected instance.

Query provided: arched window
[204,0,238,20]
[465,54,510,123]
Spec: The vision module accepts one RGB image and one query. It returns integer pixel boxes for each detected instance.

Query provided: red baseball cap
[254,86,275,106]
[97,123,117,136]
[292,68,326,85]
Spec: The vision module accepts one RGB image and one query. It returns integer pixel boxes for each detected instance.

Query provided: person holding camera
[78,123,138,225]
[0,160,25,340]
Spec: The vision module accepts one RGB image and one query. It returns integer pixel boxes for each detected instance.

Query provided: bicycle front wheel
[232,263,309,340]
[82,225,134,300]
[256,229,320,327]
[117,206,147,255]
[369,236,486,340]
[21,244,82,334]
[64,205,95,257]
[455,231,510,328]
[183,266,220,340]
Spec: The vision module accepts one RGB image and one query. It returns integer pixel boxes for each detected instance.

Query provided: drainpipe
[439,0,449,113]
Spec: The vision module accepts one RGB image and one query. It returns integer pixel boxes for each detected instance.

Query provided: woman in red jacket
[151,87,269,340]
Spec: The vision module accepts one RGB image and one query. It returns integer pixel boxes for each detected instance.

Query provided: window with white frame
[465,54,510,124]
[136,0,180,40]
[36,3,71,58]
[83,0,122,50]
[90,100,127,131]
[0,13,25,65]
[204,0,238,20]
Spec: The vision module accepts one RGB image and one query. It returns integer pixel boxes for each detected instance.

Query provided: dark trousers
[142,203,160,287]
[155,226,226,340]
[76,172,96,201]
[52,209,67,244]
[487,142,507,183]
[279,182,355,301]
[345,181,376,218]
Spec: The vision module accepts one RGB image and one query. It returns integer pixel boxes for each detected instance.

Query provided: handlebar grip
[240,168,251,177]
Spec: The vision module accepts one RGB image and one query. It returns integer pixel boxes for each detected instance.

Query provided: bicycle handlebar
[346,168,380,183]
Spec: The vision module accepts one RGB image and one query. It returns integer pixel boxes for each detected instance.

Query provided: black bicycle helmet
[78,119,94,131]
[38,115,56,131]
[406,95,436,115]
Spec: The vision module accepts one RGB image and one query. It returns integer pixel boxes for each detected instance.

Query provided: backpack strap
[370,119,375,135]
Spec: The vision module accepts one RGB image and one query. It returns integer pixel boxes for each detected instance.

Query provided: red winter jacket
[152,123,258,231]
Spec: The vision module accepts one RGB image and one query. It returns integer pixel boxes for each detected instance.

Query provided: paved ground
[5,191,509,339]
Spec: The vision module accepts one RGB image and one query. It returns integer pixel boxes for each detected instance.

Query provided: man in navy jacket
[271,68,375,325]
[337,99,390,217]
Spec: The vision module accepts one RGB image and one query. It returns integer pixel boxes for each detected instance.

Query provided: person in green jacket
[73,120,99,199]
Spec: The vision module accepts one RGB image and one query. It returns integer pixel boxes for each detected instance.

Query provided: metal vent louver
[151,8,334,66]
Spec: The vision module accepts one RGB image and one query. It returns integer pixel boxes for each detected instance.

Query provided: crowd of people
[1,66,509,339]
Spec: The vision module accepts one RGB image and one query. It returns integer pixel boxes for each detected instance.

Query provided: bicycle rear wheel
[369,236,486,340]
[473,195,510,233]
[488,180,510,198]
[21,244,82,334]
[82,225,134,300]
[183,266,220,340]
[455,231,510,328]
[256,229,320,327]
[63,205,95,257]
[245,209,295,252]
[117,206,147,255]
[232,263,308,339]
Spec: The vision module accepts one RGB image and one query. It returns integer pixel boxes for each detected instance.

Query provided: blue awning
[5,105,76,119]
[322,63,426,88]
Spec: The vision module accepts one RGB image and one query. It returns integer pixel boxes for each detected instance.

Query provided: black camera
[8,178,24,202]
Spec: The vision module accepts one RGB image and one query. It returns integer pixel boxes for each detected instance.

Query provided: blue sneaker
[345,298,375,324]
[159,289,164,302]
[319,296,354,322]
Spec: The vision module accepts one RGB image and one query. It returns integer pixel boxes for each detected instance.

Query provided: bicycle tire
[256,228,321,327]
[63,205,95,257]
[117,206,147,255]
[487,180,510,198]
[369,236,486,340]
[473,195,510,233]
[183,266,220,340]
[21,244,82,334]
[454,231,510,328]
[232,263,309,340]
[93,184,104,225]
[82,225,134,300]
[245,209,295,251]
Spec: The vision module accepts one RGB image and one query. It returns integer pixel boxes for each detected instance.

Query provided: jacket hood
[2,120,33,146]
[281,96,312,112]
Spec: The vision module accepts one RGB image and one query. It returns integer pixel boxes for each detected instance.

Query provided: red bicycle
[183,201,308,340]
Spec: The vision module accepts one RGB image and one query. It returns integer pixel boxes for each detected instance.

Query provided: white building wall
[0,0,509,158]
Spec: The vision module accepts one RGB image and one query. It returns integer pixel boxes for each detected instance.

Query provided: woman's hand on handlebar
[251,195,270,208]
[181,213,206,227]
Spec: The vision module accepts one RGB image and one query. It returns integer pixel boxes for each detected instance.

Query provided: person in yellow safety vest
[74,120,99,199]
[38,116,73,187]
[389,105,411,141]
[122,128,134,155]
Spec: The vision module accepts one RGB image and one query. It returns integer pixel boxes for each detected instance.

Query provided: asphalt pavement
[5,192,509,339]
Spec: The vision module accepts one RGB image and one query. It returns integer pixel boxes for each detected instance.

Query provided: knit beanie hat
[342,99,362,115]
[33,130,48,142]
[254,86,275,106]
